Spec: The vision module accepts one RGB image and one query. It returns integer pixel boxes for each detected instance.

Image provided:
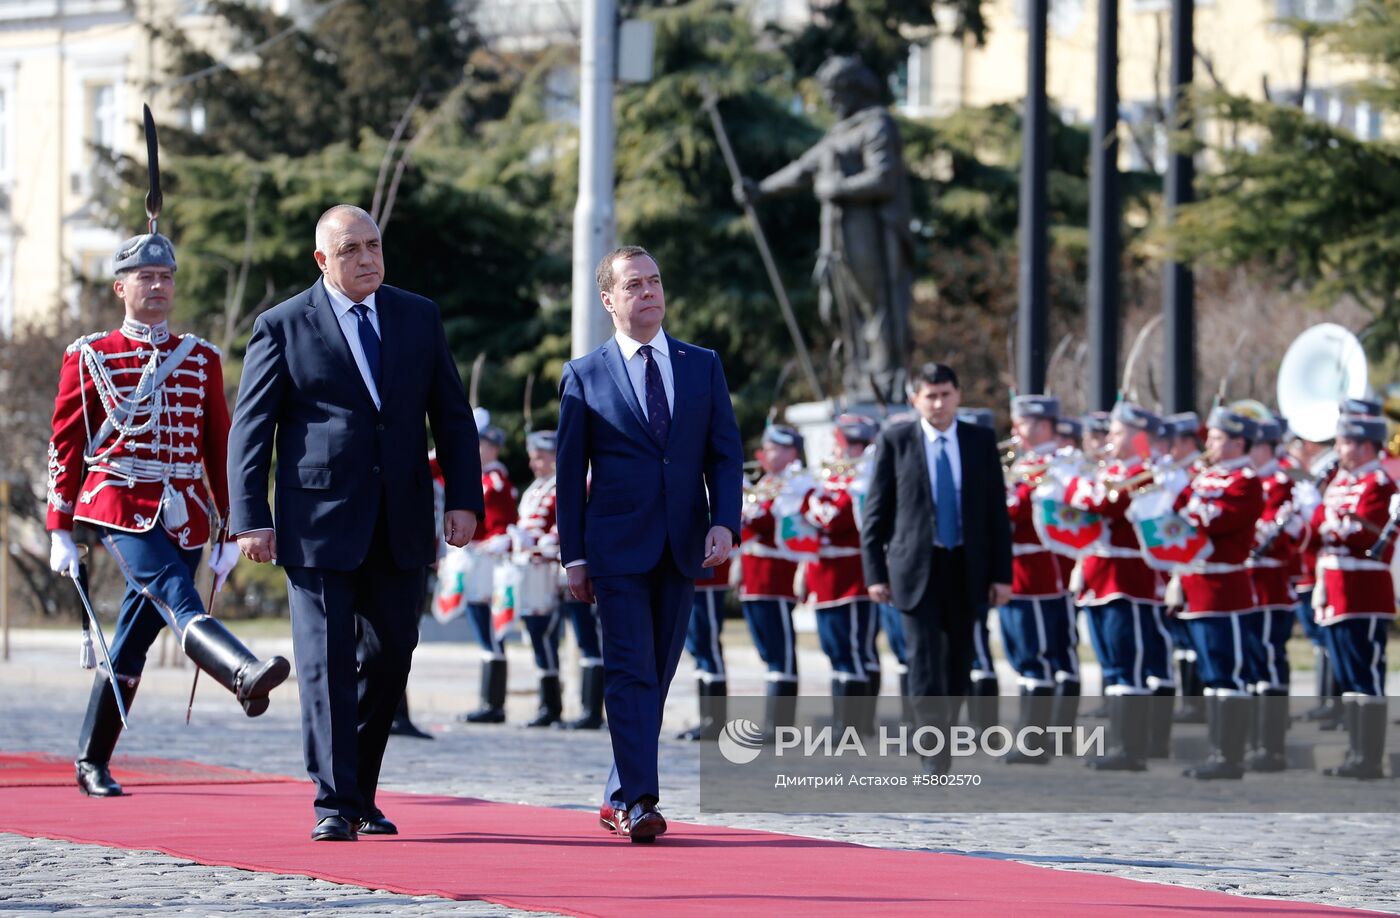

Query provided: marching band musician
[1159,412,1207,723]
[677,556,732,741]
[458,424,519,724]
[1002,396,1080,763]
[739,426,805,734]
[1082,411,1111,462]
[514,430,568,727]
[1173,407,1266,781]
[47,226,290,798]
[1064,402,1171,771]
[957,407,1001,724]
[1306,413,1395,779]
[801,414,881,733]
[1288,430,1343,727]
[1244,417,1301,771]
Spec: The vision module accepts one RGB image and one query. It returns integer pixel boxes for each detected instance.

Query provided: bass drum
[515,561,560,616]
[460,547,497,604]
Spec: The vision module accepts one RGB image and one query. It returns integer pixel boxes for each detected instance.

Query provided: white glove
[49,530,81,580]
[1390,492,1400,518]
[208,541,240,594]
[1154,467,1189,500]
[1293,481,1322,517]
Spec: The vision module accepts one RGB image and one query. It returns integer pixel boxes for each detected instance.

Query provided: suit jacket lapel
[911,421,936,515]
[376,286,398,409]
[955,420,975,500]
[304,278,376,408]
[601,340,658,446]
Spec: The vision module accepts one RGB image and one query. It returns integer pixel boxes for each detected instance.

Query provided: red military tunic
[1172,458,1265,617]
[801,467,865,608]
[517,473,558,560]
[1065,459,1165,606]
[740,475,799,602]
[1308,459,1397,623]
[47,322,229,550]
[471,460,518,545]
[696,557,732,592]
[1247,461,1299,612]
[1294,458,1337,594]
[1007,444,1069,599]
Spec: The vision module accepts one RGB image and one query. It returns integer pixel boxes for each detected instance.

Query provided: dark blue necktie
[351,303,382,393]
[935,434,961,547]
[639,344,671,446]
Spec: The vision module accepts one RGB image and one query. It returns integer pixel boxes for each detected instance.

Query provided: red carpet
[0,768,1380,917]
[0,751,296,787]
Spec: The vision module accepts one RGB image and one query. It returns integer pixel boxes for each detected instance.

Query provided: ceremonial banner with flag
[1133,514,1214,571]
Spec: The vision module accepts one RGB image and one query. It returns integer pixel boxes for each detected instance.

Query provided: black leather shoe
[75,760,123,797]
[357,811,398,835]
[458,707,506,724]
[626,801,666,843]
[599,802,630,836]
[311,816,358,841]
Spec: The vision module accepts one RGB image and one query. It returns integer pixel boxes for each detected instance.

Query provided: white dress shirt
[920,417,963,547]
[325,282,382,410]
[614,328,675,418]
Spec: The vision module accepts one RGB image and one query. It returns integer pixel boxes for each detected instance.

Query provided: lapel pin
[677,349,686,356]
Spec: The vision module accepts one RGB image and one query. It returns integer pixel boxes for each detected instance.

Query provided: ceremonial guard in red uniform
[740,426,804,734]
[1001,396,1080,763]
[459,423,519,723]
[1307,413,1395,779]
[1159,412,1207,721]
[802,414,880,732]
[1244,417,1301,771]
[48,207,289,797]
[677,557,732,740]
[1064,402,1171,771]
[513,430,568,727]
[1173,407,1266,780]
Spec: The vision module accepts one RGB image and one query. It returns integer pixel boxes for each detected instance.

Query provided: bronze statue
[737,56,915,402]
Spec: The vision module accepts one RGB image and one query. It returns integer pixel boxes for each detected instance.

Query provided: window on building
[0,88,8,180]
[1121,100,1168,173]
[87,82,117,153]
[1275,0,1354,22]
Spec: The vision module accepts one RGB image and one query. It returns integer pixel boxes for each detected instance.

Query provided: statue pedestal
[785,399,888,469]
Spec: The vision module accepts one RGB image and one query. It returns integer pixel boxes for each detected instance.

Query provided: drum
[491,563,520,639]
[515,560,560,616]
[461,547,496,604]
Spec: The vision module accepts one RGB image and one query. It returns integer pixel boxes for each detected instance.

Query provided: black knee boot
[677,678,727,740]
[1147,684,1177,759]
[389,693,434,739]
[1185,692,1247,780]
[1174,655,1206,723]
[1089,693,1149,771]
[182,616,290,717]
[461,657,507,723]
[1246,689,1289,772]
[76,673,139,797]
[965,676,1000,734]
[1005,685,1055,765]
[563,663,606,730]
[764,679,798,740]
[525,675,563,727]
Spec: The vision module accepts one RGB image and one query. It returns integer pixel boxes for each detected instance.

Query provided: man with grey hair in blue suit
[556,245,744,843]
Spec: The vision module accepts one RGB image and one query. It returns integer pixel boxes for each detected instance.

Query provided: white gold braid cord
[77,338,191,530]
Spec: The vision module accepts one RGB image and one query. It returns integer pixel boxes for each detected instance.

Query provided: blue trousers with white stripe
[1325,618,1390,696]
[879,603,907,667]
[522,609,563,674]
[1247,607,1295,691]
[815,600,878,681]
[1294,587,1323,644]
[741,599,797,682]
[1093,599,1174,691]
[971,603,996,681]
[563,600,604,666]
[1185,613,1263,692]
[685,589,728,680]
[466,601,505,657]
[998,595,1079,688]
[101,528,205,678]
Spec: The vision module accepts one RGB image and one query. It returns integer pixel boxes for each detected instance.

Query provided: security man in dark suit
[228,204,483,841]
[861,363,1013,773]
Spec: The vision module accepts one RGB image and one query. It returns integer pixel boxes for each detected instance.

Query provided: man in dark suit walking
[227,204,483,841]
[556,245,743,843]
[861,363,1012,771]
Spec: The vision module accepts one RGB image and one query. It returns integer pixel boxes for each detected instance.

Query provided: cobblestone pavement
[1,628,1397,915]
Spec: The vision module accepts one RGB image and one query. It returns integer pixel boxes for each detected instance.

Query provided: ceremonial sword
[68,551,130,730]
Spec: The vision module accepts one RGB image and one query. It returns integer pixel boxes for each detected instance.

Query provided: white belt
[814,546,861,559]
[1088,546,1141,560]
[1180,562,1249,575]
[1246,558,1285,570]
[743,543,793,560]
[1319,553,1390,573]
[90,456,203,483]
[1013,544,1050,557]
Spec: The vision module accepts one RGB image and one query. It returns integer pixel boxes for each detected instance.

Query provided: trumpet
[1105,453,1197,499]
[820,456,863,480]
